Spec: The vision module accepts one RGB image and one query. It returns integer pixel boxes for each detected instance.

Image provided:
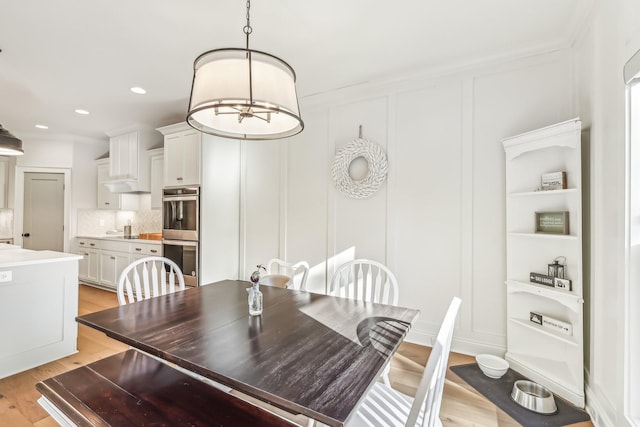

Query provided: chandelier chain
[243,0,252,35]
[243,0,252,49]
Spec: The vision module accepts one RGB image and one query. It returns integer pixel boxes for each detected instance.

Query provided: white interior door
[23,172,64,251]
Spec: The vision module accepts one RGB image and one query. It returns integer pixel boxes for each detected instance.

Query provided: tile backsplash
[77,209,161,236]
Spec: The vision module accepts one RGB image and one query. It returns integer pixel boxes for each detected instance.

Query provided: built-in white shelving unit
[502,118,585,408]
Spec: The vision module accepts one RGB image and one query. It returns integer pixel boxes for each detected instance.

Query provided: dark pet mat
[450,363,590,427]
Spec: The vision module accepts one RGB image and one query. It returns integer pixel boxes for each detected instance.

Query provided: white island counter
[0,246,82,379]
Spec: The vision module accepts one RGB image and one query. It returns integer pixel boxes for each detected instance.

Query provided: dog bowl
[510,380,557,414]
[476,354,509,379]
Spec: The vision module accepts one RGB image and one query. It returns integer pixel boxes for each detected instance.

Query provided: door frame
[15,167,71,252]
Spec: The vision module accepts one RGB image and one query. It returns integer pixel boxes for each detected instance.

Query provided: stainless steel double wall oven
[162,186,199,286]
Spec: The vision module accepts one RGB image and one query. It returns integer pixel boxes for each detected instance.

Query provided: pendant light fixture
[0,124,24,156]
[186,0,303,140]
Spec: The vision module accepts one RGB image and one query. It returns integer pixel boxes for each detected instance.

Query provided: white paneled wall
[286,111,330,294]
[392,82,464,342]
[241,50,576,354]
[241,140,284,278]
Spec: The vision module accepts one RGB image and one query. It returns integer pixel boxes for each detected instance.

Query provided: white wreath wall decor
[331,138,388,199]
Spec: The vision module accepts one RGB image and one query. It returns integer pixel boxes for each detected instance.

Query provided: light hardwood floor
[0,285,593,427]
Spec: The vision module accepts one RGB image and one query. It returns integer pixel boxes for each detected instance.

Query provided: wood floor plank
[32,416,60,427]
[0,392,36,427]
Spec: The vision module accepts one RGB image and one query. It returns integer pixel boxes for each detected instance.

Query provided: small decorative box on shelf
[541,171,567,191]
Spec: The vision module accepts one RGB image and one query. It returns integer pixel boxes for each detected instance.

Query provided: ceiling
[0,0,594,141]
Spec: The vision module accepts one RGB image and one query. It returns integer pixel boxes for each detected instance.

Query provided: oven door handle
[162,239,198,247]
[162,195,198,202]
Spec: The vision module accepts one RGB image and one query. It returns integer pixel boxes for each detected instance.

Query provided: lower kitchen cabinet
[77,238,100,283]
[78,248,99,283]
[130,241,162,261]
[75,237,161,291]
[99,250,130,290]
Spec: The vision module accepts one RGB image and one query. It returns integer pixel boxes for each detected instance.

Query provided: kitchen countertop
[77,235,162,244]
[0,247,82,268]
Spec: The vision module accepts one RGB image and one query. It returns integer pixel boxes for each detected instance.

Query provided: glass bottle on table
[248,265,266,316]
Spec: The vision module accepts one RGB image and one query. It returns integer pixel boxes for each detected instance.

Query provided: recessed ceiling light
[35,124,48,129]
[130,86,146,95]
[75,109,90,115]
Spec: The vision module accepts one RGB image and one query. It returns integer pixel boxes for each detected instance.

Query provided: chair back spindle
[330,259,399,306]
[263,258,310,290]
[117,257,186,305]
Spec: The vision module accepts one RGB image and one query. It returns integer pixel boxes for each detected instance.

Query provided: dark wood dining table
[76,280,420,426]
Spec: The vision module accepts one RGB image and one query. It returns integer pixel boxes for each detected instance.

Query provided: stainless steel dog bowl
[510,380,557,414]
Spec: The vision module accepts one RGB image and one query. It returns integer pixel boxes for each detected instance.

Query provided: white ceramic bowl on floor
[476,354,509,379]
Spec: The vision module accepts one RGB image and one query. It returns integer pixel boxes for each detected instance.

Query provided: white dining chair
[330,259,400,386]
[117,256,185,305]
[117,256,233,394]
[347,297,461,427]
[329,259,399,305]
[262,258,310,290]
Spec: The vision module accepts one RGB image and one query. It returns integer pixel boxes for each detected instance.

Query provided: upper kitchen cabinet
[96,159,139,210]
[157,123,201,187]
[104,126,162,192]
[148,147,163,209]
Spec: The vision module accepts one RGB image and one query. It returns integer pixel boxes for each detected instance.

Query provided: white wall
[241,50,576,354]
[575,0,640,425]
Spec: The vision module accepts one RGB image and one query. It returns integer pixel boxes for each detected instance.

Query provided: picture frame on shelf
[535,211,570,235]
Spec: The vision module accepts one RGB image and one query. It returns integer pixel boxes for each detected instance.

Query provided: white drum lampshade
[187,48,303,140]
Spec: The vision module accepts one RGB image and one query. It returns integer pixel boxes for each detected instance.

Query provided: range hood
[103,179,150,194]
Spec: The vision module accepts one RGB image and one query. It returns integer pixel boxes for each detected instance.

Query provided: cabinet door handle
[79,242,85,245]
[177,177,183,180]
[110,256,116,260]
[90,243,95,247]
[105,202,110,205]
[135,248,142,251]
[150,249,158,253]
[84,253,89,256]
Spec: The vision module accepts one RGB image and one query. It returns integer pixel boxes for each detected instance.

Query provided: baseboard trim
[585,378,623,427]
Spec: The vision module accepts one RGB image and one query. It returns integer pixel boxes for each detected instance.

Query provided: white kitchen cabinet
[76,238,100,283]
[0,251,80,379]
[96,159,140,210]
[98,251,130,290]
[77,248,99,283]
[130,241,162,262]
[149,148,163,209]
[157,123,201,187]
[109,131,138,179]
[502,118,584,408]
[97,159,119,209]
[99,238,133,290]
[104,127,162,192]
[75,237,161,290]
